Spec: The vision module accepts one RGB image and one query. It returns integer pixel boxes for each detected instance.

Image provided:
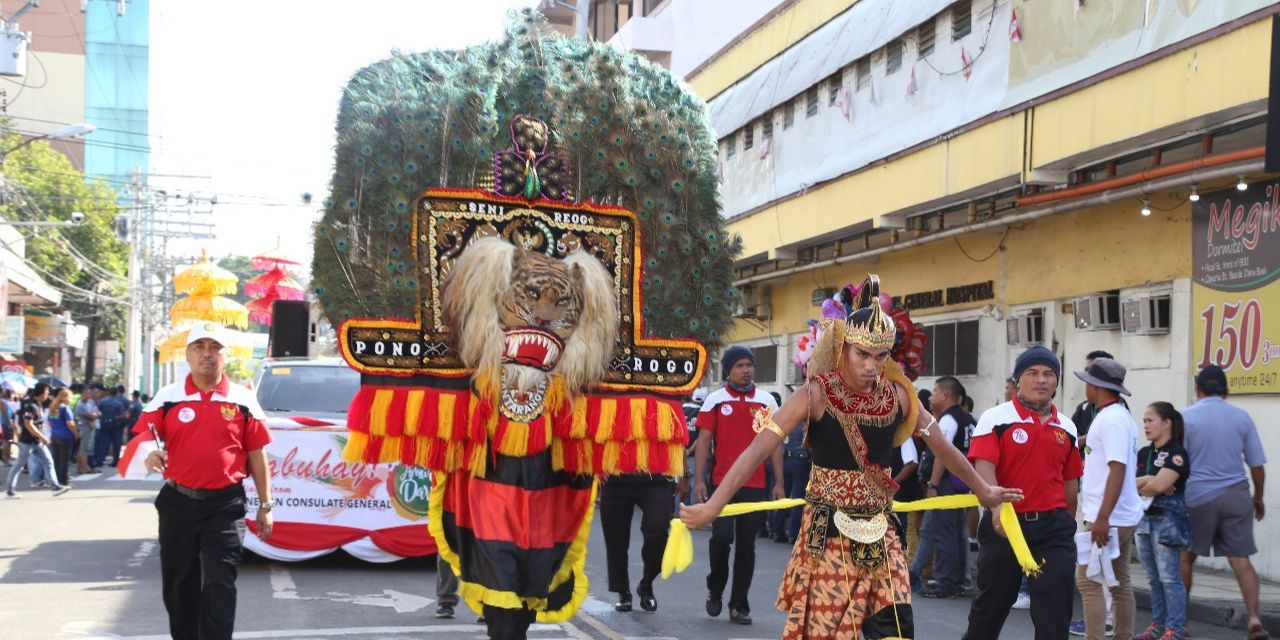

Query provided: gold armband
[752,407,786,439]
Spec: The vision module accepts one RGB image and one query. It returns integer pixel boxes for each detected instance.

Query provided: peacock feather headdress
[311,9,740,351]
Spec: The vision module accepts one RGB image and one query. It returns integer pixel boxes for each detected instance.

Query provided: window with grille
[725,135,736,158]
[783,100,795,129]
[805,85,819,117]
[753,345,779,384]
[886,40,904,74]
[762,115,773,139]
[918,19,936,56]
[827,72,842,105]
[743,124,754,150]
[920,319,980,376]
[856,57,871,90]
[952,1,971,40]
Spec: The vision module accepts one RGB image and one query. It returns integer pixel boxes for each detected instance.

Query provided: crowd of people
[591,337,1267,640]
[0,381,147,497]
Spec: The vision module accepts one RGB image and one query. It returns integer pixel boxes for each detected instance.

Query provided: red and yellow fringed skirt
[341,373,690,622]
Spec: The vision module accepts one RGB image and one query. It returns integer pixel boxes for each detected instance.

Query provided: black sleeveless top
[808,409,900,471]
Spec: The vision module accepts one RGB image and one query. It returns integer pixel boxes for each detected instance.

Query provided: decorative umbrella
[246,240,306,326]
[250,240,301,272]
[169,294,250,328]
[173,250,238,296]
[158,328,255,363]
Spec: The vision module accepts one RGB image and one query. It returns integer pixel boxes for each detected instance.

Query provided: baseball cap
[1195,365,1228,395]
[186,322,231,348]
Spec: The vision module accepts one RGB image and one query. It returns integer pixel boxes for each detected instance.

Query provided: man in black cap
[1073,358,1143,640]
[963,346,1083,640]
[1180,365,1269,640]
[692,345,784,625]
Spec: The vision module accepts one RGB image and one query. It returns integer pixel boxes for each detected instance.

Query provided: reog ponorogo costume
[312,10,738,634]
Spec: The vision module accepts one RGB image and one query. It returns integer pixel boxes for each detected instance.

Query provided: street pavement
[0,472,1250,639]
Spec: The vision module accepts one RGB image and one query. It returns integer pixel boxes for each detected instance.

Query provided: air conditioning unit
[732,286,770,319]
[1073,293,1121,331]
[1121,294,1171,335]
[1006,309,1044,346]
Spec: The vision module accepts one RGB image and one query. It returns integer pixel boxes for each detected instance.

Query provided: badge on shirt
[177,407,196,423]
[720,404,733,416]
[1155,451,1169,467]
[1171,454,1183,467]
[1011,428,1029,444]
[220,405,237,421]
[1053,430,1066,445]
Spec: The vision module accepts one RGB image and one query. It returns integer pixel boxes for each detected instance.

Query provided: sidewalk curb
[1134,585,1280,632]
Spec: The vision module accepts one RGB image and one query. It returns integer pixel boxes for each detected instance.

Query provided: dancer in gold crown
[681,275,1023,640]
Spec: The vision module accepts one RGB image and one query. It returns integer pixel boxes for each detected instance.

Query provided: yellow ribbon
[662,496,1043,579]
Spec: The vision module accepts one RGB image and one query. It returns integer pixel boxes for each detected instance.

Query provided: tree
[215,255,268,333]
[0,131,129,344]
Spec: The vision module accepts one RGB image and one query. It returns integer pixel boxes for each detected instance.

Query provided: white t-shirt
[938,414,959,443]
[900,438,918,465]
[1080,403,1144,527]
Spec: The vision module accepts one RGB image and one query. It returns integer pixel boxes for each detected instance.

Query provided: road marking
[573,597,624,640]
[82,623,569,639]
[267,563,432,613]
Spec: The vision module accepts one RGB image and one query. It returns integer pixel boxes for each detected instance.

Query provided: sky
[147,0,541,275]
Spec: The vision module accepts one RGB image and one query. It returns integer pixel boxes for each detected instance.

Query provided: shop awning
[0,250,62,307]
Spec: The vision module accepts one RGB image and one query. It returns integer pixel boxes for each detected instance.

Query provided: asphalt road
[0,473,1244,639]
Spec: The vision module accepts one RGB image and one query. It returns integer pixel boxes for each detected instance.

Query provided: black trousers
[931,484,970,591]
[483,604,536,640]
[706,486,766,612]
[599,477,674,593]
[962,509,1075,640]
[49,436,74,487]
[156,483,246,640]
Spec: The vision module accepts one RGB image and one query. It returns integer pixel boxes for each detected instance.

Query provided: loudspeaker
[269,300,310,358]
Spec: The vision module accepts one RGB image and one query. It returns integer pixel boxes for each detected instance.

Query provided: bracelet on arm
[916,418,936,438]
[751,407,786,440]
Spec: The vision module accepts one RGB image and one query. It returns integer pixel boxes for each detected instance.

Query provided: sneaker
[52,485,70,496]
[1069,620,1114,637]
[1156,629,1183,640]
[33,481,46,488]
[1133,623,1165,640]
[1011,592,1031,610]
[5,490,18,498]
[435,604,455,619]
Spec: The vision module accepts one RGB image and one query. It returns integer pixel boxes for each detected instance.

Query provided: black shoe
[637,583,656,612]
[920,583,962,599]
[757,528,771,538]
[729,607,752,625]
[614,592,633,612]
[772,534,791,543]
[435,604,455,619]
[705,593,722,617]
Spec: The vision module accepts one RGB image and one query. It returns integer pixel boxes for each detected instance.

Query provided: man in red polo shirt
[141,323,274,640]
[692,345,784,626]
[963,346,1082,640]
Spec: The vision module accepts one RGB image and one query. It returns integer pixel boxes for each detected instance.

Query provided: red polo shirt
[136,374,272,490]
[696,385,778,489]
[968,398,1083,513]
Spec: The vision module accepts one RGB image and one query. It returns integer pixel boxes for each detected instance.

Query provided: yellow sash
[661,495,1043,579]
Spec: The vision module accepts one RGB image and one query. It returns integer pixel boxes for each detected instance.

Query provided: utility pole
[123,165,142,392]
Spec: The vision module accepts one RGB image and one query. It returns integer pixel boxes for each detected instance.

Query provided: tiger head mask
[441,236,618,421]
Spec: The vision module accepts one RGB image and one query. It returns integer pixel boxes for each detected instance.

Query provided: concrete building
[603,0,1280,579]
